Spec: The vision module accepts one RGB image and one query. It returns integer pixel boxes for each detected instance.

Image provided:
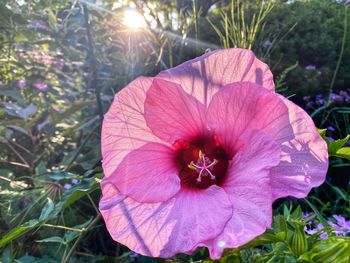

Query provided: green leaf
[0,220,39,248]
[318,128,327,137]
[0,89,25,104]
[52,177,99,216]
[39,198,54,221]
[14,255,56,263]
[329,135,350,155]
[48,100,95,125]
[48,170,77,181]
[45,8,57,27]
[1,246,15,263]
[283,204,291,219]
[290,206,302,220]
[335,147,350,160]
[239,230,283,249]
[35,161,46,175]
[299,237,350,263]
[61,180,99,209]
[318,129,350,160]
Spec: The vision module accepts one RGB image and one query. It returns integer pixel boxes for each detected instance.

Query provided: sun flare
[123,9,146,29]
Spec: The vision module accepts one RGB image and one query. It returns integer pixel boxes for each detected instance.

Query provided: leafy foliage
[0,0,349,262]
[319,129,350,160]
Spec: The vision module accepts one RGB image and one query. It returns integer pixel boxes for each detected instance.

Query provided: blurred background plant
[0,0,349,262]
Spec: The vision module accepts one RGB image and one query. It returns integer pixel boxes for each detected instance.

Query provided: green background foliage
[0,0,349,262]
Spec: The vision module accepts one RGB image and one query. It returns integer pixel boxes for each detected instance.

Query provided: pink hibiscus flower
[99,48,328,259]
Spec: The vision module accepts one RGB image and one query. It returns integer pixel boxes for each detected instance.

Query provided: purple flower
[17,79,26,88]
[302,212,315,225]
[339,90,348,99]
[320,231,328,240]
[315,97,325,106]
[305,65,317,71]
[305,101,314,110]
[304,223,328,239]
[334,215,350,230]
[56,58,64,70]
[302,212,314,220]
[338,90,350,103]
[304,226,316,235]
[64,183,72,190]
[327,126,336,132]
[34,82,48,91]
[330,93,343,102]
[303,96,311,101]
[71,179,79,184]
[328,215,350,236]
[327,136,335,142]
[129,252,139,258]
[35,22,46,30]
[262,40,272,48]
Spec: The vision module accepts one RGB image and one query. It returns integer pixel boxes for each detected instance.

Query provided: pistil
[188,151,218,183]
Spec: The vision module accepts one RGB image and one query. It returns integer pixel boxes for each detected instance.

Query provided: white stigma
[189,152,218,183]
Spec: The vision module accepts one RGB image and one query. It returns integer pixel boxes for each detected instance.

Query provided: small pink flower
[19,51,28,58]
[99,49,328,259]
[17,79,26,88]
[41,55,53,65]
[52,105,62,113]
[34,82,48,91]
[32,51,41,61]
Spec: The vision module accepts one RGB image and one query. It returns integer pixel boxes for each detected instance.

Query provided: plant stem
[42,224,83,232]
[61,214,101,263]
[327,5,348,105]
[83,3,104,123]
[321,5,348,122]
[64,123,100,171]
[5,140,30,169]
[87,193,99,215]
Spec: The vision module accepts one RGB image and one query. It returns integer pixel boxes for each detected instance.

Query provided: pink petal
[158,48,274,106]
[99,182,232,258]
[144,78,207,142]
[207,82,293,156]
[269,97,328,200]
[203,131,280,259]
[101,77,161,177]
[108,142,180,202]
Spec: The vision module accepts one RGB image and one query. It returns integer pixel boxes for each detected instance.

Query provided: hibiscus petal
[203,131,280,259]
[158,48,274,106]
[207,82,293,156]
[99,181,232,258]
[108,142,180,203]
[101,77,161,177]
[269,97,328,200]
[144,78,207,142]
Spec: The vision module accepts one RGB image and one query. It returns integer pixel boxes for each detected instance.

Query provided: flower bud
[290,225,308,256]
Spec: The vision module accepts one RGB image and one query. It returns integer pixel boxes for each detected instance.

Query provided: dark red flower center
[174,136,230,189]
